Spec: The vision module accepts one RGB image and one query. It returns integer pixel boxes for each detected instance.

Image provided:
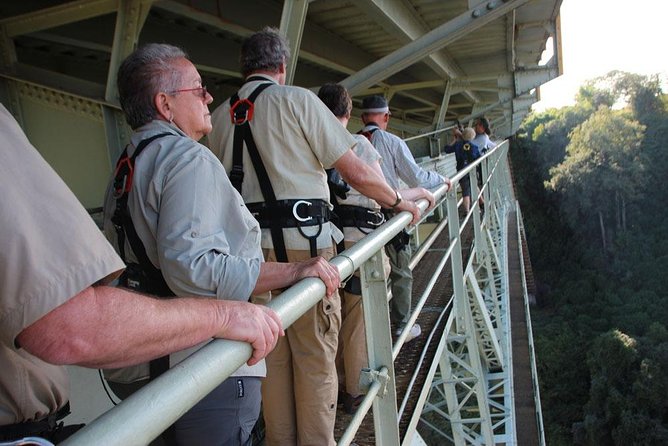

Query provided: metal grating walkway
[334,220,475,445]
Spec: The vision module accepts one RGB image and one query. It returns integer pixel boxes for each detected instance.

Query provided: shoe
[342,392,364,415]
[395,323,421,342]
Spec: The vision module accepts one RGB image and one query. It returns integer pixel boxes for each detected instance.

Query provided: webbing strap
[358,123,379,142]
[229,81,292,262]
[113,133,174,296]
[111,132,173,380]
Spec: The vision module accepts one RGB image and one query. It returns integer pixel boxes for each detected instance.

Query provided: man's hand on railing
[215,301,284,366]
[291,256,342,298]
[444,177,452,192]
[401,187,436,211]
[395,198,420,225]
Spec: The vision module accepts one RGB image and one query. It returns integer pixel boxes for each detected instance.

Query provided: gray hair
[117,43,188,129]
[240,27,291,78]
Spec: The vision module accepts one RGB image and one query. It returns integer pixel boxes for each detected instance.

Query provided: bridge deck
[333,220,474,444]
[507,211,540,445]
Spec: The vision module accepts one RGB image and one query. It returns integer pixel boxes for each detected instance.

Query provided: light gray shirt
[361,123,444,190]
[102,120,264,380]
[472,133,496,153]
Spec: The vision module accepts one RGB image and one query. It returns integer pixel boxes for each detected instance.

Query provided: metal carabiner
[292,200,313,222]
[366,211,385,227]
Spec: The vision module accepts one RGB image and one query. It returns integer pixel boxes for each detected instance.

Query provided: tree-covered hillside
[511,71,668,445]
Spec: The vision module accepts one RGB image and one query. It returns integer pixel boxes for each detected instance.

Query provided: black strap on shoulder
[228,82,274,192]
[112,133,174,295]
[229,81,294,262]
[358,124,379,142]
[111,132,173,380]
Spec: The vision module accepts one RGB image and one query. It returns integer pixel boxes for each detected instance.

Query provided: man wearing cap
[359,95,451,342]
[208,28,421,446]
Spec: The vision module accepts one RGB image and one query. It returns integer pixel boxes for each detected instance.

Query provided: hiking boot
[395,323,422,342]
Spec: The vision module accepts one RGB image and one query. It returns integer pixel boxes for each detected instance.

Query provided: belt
[247,199,331,228]
[0,403,71,441]
[248,199,331,258]
[334,204,384,231]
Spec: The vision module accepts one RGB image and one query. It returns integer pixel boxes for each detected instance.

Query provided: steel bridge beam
[341,0,529,96]
[279,0,309,86]
[0,0,120,37]
[356,0,480,103]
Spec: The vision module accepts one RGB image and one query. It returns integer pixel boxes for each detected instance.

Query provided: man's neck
[246,70,282,84]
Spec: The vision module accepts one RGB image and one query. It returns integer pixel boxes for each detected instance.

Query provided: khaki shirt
[209,75,357,251]
[0,104,124,424]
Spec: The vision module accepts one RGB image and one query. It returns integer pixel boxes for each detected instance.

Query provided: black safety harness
[229,76,330,261]
[0,402,84,443]
[326,152,385,295]
[111,132,173,380]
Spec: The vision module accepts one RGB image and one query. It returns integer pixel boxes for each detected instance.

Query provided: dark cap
[360,95,390,114]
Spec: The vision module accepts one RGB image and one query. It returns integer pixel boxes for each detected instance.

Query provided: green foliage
[547,108,646,243]
[514,70,668,445]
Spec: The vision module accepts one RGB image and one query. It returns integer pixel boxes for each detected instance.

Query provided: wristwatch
[390,190,403,209]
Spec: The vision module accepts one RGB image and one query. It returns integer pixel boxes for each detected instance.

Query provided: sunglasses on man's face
[168,86,208,99]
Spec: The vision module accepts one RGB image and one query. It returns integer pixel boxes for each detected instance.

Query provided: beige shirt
[209,75,357,250]
[0,103,124,424]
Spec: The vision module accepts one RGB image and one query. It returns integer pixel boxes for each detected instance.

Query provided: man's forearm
[334,151,397,208]
[253,262,298,294]
[17,286,228,369]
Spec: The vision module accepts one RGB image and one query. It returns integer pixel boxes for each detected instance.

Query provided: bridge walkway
[334,219,475,445]
[507,211,540,445]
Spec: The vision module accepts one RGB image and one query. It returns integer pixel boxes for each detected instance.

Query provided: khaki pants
[257,247,340,446]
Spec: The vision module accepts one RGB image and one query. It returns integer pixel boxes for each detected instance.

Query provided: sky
[532,0,668,111]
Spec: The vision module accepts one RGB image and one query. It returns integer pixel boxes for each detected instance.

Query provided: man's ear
[154,92,171,121]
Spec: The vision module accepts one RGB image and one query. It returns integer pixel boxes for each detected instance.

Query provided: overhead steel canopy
[0,0,563,141]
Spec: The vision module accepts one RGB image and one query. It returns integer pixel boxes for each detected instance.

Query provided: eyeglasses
[168,85,208,99]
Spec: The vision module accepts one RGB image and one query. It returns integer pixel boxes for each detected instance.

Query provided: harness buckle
[229,165,245,185]
[366,211,385,227]
[112,156,133,198]
[229,98,255,125]
[292,200,313,222]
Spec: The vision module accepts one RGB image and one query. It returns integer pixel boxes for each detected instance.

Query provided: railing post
[470,169,484,260]
[446,181,466,322]
[359,249,401,446]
